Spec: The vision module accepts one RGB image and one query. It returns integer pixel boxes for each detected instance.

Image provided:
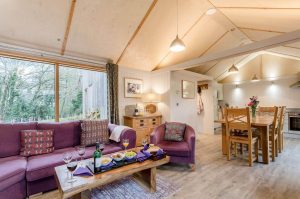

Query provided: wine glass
[67,159,78,183]
[63,152,72,172]
[142,138,148,147]
[99,143,105,152]
[123,139,129,152]
[76,146,85,167]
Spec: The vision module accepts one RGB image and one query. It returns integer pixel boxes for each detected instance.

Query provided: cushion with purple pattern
[81,119,109,146]
[164,122,186,142]
[20,130,54,157]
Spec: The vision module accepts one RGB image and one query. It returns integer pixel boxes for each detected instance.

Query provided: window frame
[0,51,107,122]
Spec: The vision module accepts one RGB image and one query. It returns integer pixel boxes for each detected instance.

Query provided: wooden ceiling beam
[116,0,158,64]
[154,29,300,72]
[238,27,285,34]
[61,0,77,55]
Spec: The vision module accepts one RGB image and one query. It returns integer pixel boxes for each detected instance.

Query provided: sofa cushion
[0,156,27,191]
[81,119,109,146]
[26,147,74,182]
[37,121,81,149]
[20,130,54,157]
[164,122,186,142]
[157,141,190,157]
[0,122,37,158]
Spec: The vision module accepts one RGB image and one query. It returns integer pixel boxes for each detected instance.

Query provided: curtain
[106,63,119,124]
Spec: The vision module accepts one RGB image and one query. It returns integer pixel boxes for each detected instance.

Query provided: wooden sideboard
[124,114,162,146]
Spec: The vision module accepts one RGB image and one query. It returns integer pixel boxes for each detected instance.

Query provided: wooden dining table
[215,115,274,164]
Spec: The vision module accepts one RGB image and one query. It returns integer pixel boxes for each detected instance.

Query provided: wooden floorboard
[33,134,300,199]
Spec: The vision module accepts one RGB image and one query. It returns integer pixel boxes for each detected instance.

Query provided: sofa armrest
[184,125,196,153]
[108,124,136,149]
[150,124,165,145]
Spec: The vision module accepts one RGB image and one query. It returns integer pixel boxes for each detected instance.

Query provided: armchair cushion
[157,141,190,157]
[164,122,186,142]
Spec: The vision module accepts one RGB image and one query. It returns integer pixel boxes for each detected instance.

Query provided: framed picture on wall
[124,78,143,98]
[182,80,195,99]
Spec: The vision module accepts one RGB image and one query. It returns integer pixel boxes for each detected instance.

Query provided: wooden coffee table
[54,150,170,199]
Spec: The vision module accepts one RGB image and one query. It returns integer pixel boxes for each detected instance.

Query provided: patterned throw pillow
[20,130,54,157]
[81,119,109,146]
[164,122,186,142]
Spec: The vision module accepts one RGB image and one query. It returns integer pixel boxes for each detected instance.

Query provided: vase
[251,107,256,118]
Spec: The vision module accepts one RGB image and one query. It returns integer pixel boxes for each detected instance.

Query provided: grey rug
[90,175,180,199]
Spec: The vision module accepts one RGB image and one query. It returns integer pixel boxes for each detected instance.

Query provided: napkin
[100,161,115,170]
[137,152,148,162]
[143,144,150,151]
[156,149,164,157]
[156,149,164,155]
[73,167,93,176]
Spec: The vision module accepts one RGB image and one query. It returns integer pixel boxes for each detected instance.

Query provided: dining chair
[225,107,259,166]
[258,106,280,161]
[278,106,286,153]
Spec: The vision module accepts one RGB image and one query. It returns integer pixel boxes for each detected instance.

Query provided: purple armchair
[150,123,196,170]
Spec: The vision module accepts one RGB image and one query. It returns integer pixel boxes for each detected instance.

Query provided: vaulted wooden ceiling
[0,0,300,78]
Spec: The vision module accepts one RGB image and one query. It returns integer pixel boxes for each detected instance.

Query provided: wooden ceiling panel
[118,0,212,71]
[219,9,300,33]
[211,0,300,8]
[0,0,70,53]
[241,30,300,52]
[65,0,152,62]
[157,17,228,68]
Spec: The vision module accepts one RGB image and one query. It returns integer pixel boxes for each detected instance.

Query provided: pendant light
[170,0,186,52]
[228,64,239,74]
[228,58,239,74]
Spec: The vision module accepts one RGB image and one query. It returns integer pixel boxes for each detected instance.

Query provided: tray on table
[86,158,137,174]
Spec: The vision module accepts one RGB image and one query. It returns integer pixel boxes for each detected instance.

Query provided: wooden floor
[33,134,300,199]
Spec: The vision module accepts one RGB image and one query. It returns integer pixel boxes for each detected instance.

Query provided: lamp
[142,92,161,115]
[142,92,161,103]
[169,0,186,52]
[228,64,239,74]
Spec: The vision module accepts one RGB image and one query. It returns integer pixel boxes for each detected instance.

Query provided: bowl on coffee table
[111,152,125,162]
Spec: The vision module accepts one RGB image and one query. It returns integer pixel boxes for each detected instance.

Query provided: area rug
[90,175,180,199]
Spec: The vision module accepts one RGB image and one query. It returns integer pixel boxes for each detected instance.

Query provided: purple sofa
[150,123,196,169]
[0,121,136,199]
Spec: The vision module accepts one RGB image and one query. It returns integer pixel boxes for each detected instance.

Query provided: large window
[59,66,107,121]
[0,56,107,122]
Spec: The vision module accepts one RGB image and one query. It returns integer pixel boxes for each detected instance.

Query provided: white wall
[169,70,214,134]
[151,71,171,122]
[118,67,152,124]
[198,81,215,134]
[118,67,215,134]
[223,77,300,108]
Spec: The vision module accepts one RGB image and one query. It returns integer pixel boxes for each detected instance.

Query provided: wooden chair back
[258,106,276,116]
[271,107,280,136]
[278,106,286,132]
[225,107,252,141]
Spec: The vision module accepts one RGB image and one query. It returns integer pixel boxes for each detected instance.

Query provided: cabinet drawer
[132,119,148,128]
